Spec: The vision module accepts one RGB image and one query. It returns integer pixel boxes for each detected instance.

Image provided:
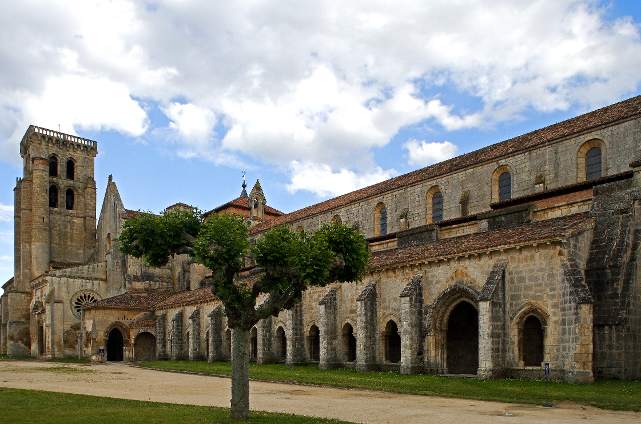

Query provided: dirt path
[0,361,639,423]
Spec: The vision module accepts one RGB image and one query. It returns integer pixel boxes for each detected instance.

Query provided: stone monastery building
[2,95,641,383]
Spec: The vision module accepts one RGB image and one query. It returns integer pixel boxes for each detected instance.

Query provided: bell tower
[7,126,97,355]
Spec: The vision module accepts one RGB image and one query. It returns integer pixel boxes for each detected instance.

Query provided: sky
[1,0,641,288]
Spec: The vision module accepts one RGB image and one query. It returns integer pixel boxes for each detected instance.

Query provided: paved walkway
[0,361,639,423]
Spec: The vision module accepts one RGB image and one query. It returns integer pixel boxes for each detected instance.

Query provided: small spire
[240,170,248,197]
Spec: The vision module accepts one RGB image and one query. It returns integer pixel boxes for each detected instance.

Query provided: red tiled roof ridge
[205,195,284,216]
[368,212,594,272]
[152,287,220,310]
[251,95,641,234]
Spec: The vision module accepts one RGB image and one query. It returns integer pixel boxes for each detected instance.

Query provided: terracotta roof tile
[368,213,593,271]
[205,196,283,217]
[152,287,220,309]
[251,95,641,234]
[87,289,174,311]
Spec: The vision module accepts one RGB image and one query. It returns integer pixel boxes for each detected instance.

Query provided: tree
[119,209,369,419]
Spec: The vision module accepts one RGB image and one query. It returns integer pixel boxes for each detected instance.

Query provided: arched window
[426,186,443,224]
[585,147,602,181]
[66,159,75,180]
[342,323,356,362]
[332,215,342,224]
[432,191,443,223]
[49,185,58,208]
[522,315,544,366]
[65,189,75,210]
[49,155,58,177]
[384,320,401,363]
[577,139,605,182]
[373,202,387,236]
[498,171,512,201]
[459,191,470,217]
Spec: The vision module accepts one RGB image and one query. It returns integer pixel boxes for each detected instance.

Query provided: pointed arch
[511,302,549,368]
[426,185,444,224]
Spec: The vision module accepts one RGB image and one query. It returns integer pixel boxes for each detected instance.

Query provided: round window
[71,292,99,318]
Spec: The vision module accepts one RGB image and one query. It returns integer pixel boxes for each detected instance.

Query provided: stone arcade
[2,95,641,382]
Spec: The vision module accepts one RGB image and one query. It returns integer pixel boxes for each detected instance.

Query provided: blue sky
[1,0,641,287]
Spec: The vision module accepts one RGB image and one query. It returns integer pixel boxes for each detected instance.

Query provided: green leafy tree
[119,209,369,419]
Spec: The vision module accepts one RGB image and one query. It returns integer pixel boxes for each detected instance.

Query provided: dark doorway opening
[446,301,478,374]
[276,326,287,362]
[37,325,45,356]
[384,320,401,363]
[308,325,320,362]
[107,328,124,361]
[250,327,258,362]
[523,315,544,366]
[342,323,356,362]
[133,332,156,361]
[205,331,210,359]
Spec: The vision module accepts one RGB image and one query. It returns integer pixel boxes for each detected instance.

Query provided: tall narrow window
[66,159,75,180]
[432,191,443,223]
[459,191,470,217]
[498,171,512,201]
[586,147,602,181]
[49,185,58,208]
[49,155,58,177]
[65,189,74,210]
[374,202,387,236]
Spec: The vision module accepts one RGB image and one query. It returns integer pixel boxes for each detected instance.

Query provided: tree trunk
[230,327,250,420]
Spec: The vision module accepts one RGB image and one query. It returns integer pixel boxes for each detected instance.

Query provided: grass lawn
[0,387,349,424]
[139,360,641,412]
[0,354,90,364]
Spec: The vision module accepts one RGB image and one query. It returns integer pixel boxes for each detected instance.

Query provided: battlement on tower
[20,125,98,156]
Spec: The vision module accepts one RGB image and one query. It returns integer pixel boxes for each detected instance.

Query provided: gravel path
[0,361,639,423]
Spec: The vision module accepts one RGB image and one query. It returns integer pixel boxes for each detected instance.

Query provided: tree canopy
[119,209,369,330]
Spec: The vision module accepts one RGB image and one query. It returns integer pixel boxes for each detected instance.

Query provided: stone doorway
[522,315,544,366]
[107,328,124,361]
[133,332,156,361]
[276,326,287,362]
[384,320,401,363]
[308,325,320,362]
[37,325,45,357]
[446,301,478,374]
[342,323,356,362]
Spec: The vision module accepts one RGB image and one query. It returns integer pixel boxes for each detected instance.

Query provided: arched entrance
[446,301,478,374]
[342,323,356,362]
[522,315,544,366]
[37,324,45,356]
[308,325,320,362]
[384,320,401,363]
[275,326,287,362]
[107,328,124,361]
[133,332,156,361]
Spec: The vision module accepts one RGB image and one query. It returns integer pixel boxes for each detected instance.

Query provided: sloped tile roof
[368,213,594,271]
[204,196,284,217]
[87,289,174,311]
[152,287,220,309]
[251,95,641,234]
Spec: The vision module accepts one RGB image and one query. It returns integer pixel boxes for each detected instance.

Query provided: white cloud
[164,102,216,143]
[404,140,459,166]
[1,0,640,195]
[0,203,13,223]
[287,161,396,197]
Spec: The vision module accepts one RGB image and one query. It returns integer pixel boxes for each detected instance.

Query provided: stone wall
[288,118,641,238]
